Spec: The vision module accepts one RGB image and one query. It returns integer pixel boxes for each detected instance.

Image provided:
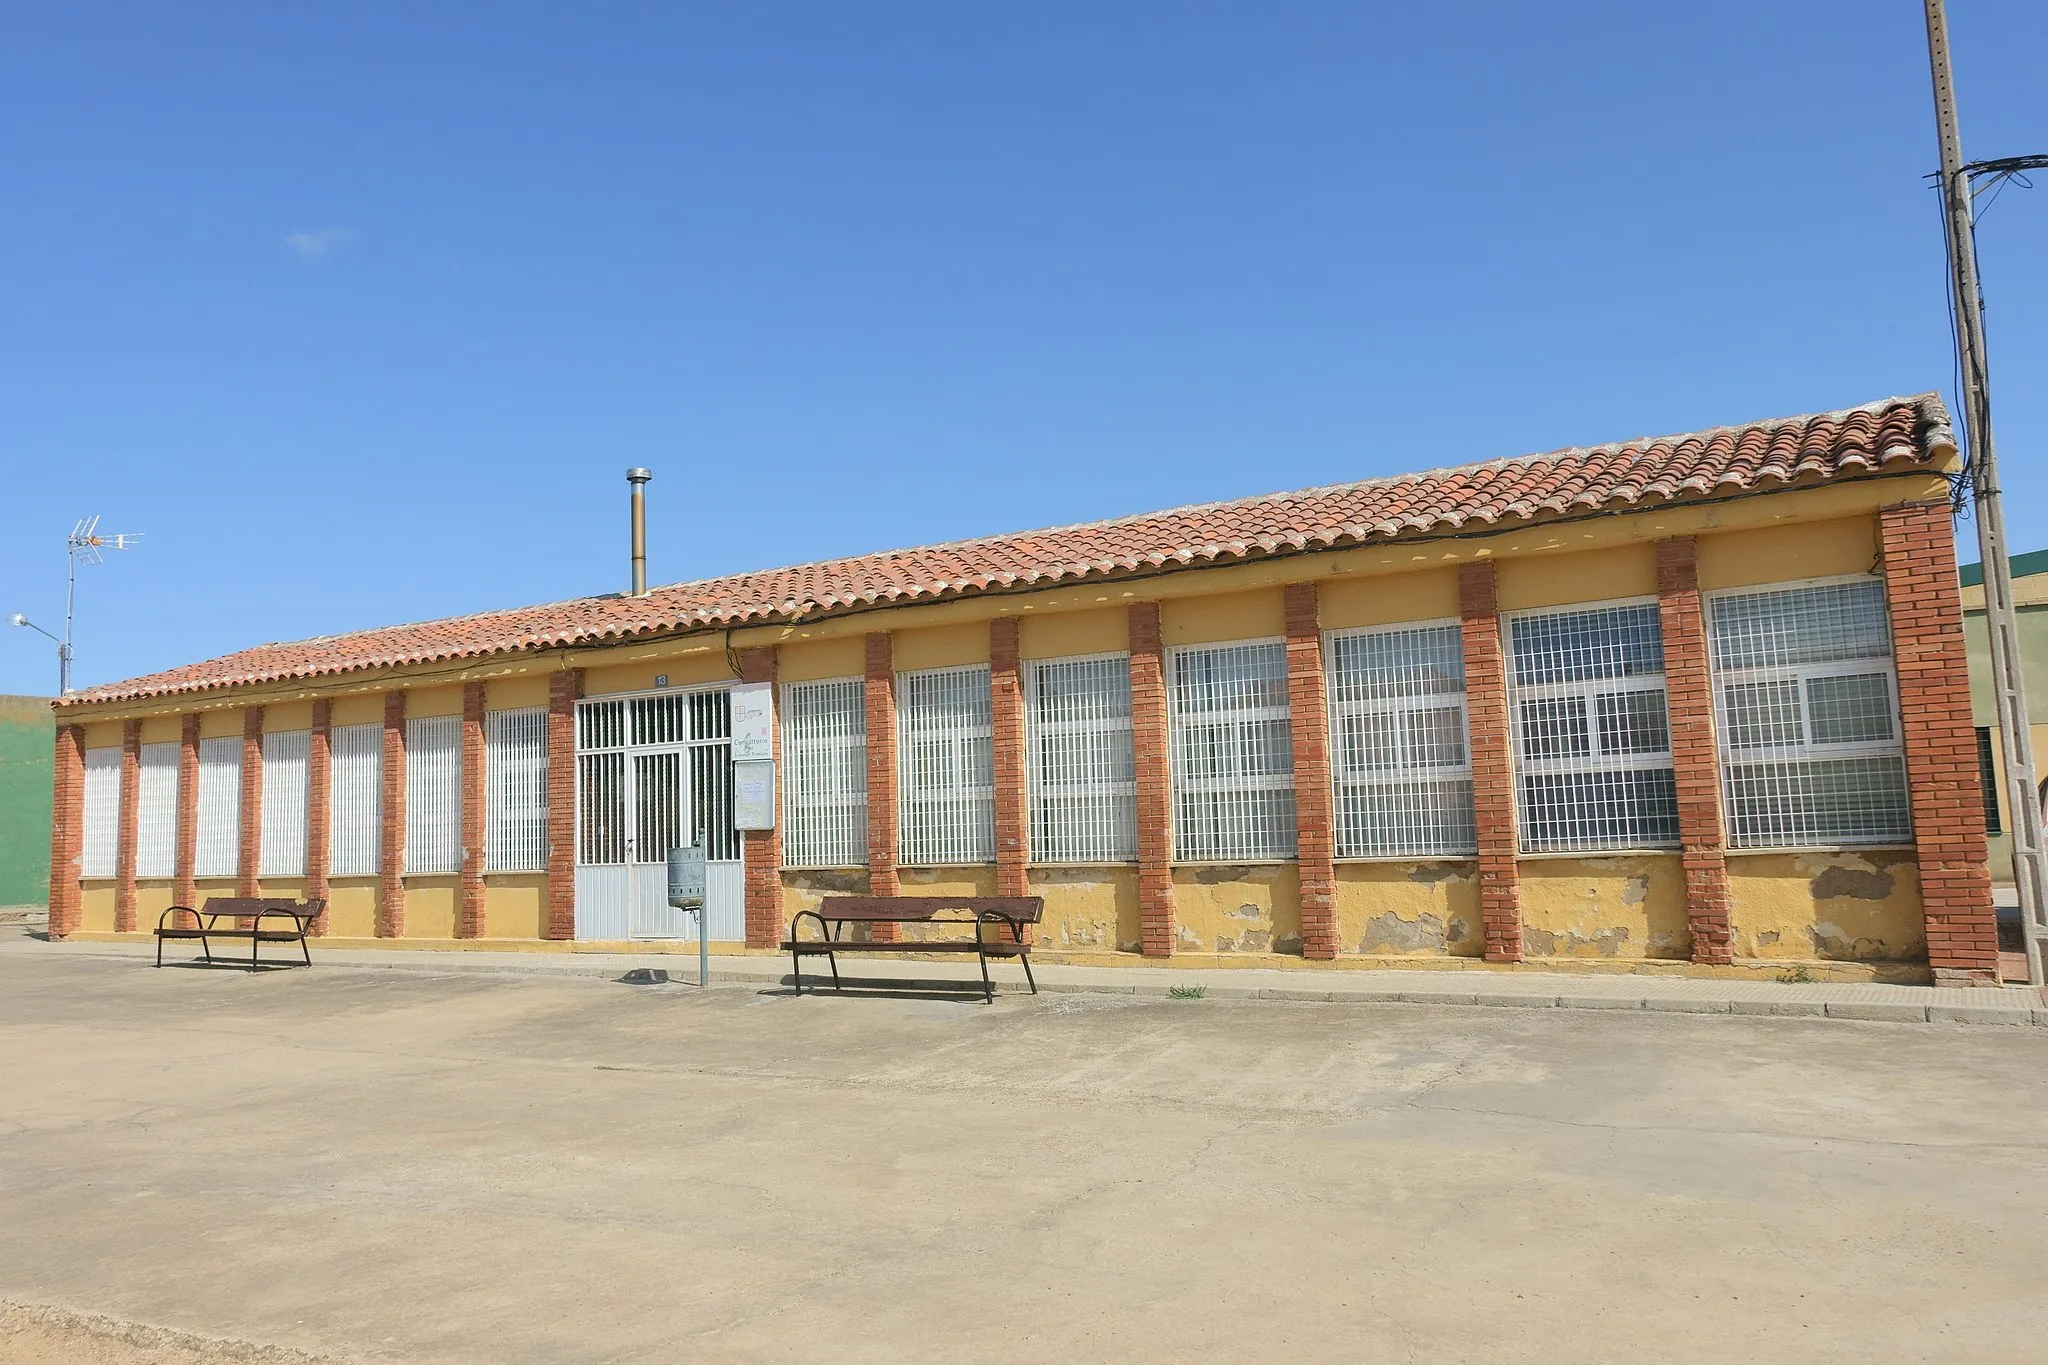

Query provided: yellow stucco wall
[330,695,384,727]
[1318,569,1460,632]
[1170,864,1303,954]
[1026,867,1141,951]
[404,877,459,938]
[1696,515,1876,591]
[583,651,734,698]
[134,880,179,926]
[199,711,242,739]
[1726,850,1925,962]
[1162,589,1285,647]
[264,701,313,732]
[781,868,871,923]
[779,636,866,684]
[892,622,989,673]
[324,879,380,938]
[1334,861,1482,956]
[1496,544,1657,612]
[79,883,116,932]
[82,721,122,749]
[484,874,547,939]
[1517,855,1691,960]
[489,677,550,711]
[406,687,463,719]
[1018,608,1127,661]
[139,716,180,744]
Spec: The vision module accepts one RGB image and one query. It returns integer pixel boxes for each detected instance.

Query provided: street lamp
[7,613,68,695]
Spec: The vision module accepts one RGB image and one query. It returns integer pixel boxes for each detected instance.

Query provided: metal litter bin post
[666,845,709,987]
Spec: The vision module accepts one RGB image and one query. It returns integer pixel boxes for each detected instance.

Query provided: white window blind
[486,707,548,872]
[781,678,868,868]
[259,730,309,877]
[80,747,121,879]
[329,723,382,877]
[1507,602,1679,852]
[195,736,242,878]
[1708,578,1910,846]
[897,665,994,865]
[1169,641,1296,862]
[1327,623,1476,857]
[1026,654,1137,863]
[135,742,180,879]
[405,715,462,874]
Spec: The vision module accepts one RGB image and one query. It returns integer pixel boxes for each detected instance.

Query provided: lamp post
[6,516,141,697]
[6,613,67,695]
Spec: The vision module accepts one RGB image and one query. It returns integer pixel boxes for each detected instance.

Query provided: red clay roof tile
[60,394,1955,708]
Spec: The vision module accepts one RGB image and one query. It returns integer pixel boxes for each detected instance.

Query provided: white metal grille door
[1506,602,1679,852]
[1026,654,1137,862]
[135,742,180,879]
[1708,578,1911,846]
[573,689,744,941]
[80,748,121,879]
[1326,623,1477,857]
[1168,642,1296,861]
[897,665,995,865]
[780,678,867,868]
[328,723,382,877]
[259,730,309,877]
[194,737,242,878]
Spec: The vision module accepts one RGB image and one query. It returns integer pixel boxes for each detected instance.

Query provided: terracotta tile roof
[62,394,1956,708]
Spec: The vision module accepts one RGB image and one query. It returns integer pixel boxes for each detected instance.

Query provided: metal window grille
[259,730,309,877]
[1977,727,2003,836]
[574,691,738,866]
[328,723,382,877]
[1507,602,1678,852]
[897,665,995,865]
[1707,579,1910,847]
[194,737,242,877]
[80,747,121,879]
[135,742,180,879]
[1168,641,1296,861]
[1026,654,1137,863]
[780,678,868,868]
[1326,622,1476,857]
[405,715,462,874]
[486,707,549,872]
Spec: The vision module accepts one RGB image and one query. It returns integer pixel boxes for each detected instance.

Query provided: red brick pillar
[378,692,407,938]
[173,716,200,909]
[1129,601,1176,957]
[306,700,332,935]
[738,647,783,949]
[1656,538,1733,964]
[990,619,1030,899]
[544,670,582,940]
[47,723,84,939]
[865,633,901,940]
[115,720,141,933]
[459,682,487,938]
[237,708,264,899]
[1880,501,1998,983]
[1285,584,1338,959]
[1460,562,1521,962]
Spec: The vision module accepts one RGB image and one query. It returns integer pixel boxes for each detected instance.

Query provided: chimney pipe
[626,467,652,597]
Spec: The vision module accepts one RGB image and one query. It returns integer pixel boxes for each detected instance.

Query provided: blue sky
[3,1,2044,697]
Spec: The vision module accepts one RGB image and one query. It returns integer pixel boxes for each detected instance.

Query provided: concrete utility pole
[1924,0,2046,985]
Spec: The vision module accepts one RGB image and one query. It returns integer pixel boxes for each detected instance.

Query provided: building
[1,696,54,911]
[44,394,2000,983]
[1961,546,2048,882]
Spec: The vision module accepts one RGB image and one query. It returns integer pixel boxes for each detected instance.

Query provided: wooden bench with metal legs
[156,897,326,971]
[781,896,1042,1003]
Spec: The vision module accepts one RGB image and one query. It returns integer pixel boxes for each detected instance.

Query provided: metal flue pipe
[626,468,652,598]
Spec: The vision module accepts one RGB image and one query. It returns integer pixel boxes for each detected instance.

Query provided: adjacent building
[45,394,2000,982]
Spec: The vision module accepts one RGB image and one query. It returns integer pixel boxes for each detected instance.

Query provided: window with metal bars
[81,747,121,879]
[1707,578,1910,847]
[1026,654,1136,863]
[1326,622,1476,857]
[1169,640,1296,862]
[574,691,738,865]
[486,707,548,872]
[405,715,462,874]
[135,742,179,879]
[897,665,994,865]
[1977,727,2003,836]
[780,678,868,868]
[194,736,242,878]
[259,730,309,876]
[1507,602,1678,852]
[329,723,381,877]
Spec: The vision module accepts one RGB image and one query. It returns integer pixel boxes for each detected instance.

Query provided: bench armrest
[158,905,207,931]
[251,906,311,934]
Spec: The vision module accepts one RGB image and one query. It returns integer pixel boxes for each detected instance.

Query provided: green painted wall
[0,697,54,908]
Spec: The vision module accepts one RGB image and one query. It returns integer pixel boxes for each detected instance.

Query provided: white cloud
[284,228,357,260]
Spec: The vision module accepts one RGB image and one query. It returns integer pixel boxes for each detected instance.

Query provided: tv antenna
[9,517,143,695]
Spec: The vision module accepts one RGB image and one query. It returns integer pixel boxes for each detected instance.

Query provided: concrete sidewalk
[17,929,2046,1026]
